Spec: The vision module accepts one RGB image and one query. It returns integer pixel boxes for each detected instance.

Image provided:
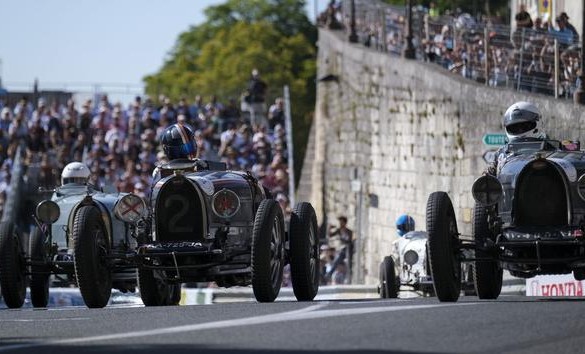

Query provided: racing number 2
[164,195,192,233]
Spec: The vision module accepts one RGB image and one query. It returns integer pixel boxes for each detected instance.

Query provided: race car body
[426,139,585,302]
[0,182,146,308]
[378,231,474,298]
[136,159,319,305]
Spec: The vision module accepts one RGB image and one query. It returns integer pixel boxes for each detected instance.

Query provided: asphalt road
[0,295,584,354]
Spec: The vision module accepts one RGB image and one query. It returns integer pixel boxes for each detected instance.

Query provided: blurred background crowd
[321,0,583,99]
[0,70,292,220]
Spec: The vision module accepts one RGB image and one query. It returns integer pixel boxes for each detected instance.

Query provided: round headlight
[114,194,147,223]
[212,189,241,218]
[404,250,419,266]
[36,200,60,224]
[472,175,503,206]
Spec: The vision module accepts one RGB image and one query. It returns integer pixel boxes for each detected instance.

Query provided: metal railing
[334,0,581,100]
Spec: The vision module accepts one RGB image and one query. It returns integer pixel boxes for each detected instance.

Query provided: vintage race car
[378,231,474,298]
[427,139,585,302]
[0,181,146,309]
[134,159,319,305]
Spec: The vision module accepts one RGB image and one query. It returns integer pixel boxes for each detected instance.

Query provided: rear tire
[426,192,461,302]
[289,202,319,301]
[251,199,285,302]
[0,222,27,308]
[472,204,502,299]
[138,269,180,306]
[73,206,112,308]
[29,226,50,308]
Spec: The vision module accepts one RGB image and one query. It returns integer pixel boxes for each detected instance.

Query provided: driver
[486,101,546,176]
[61,162,91,185]
[392,214,416,268]
[152,123,198,181]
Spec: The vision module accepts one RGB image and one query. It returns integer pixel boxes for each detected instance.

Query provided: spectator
[559,12,579,44]
[549,15,574,50]
[268,97,285,131]
[243,69,268,129]
[515,4,533,29]
[327,216,354,283]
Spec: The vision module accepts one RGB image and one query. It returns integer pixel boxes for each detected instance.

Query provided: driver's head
[61,162,91,185]
[503,101,545,142]
[160,123,197,160]
[396,214,415,237]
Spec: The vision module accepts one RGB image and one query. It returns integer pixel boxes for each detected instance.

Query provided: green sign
[482,133,507,146]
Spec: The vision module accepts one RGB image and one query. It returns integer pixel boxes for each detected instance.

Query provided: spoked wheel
[426,192,462,302]
[252,199,285,303]
[29,226,50,308]
[472,204,503,299]
[289,202,319,301]
[73,206,112,308]
[0,222,27,308]
[381,256,398,298]
[138,269,180,306]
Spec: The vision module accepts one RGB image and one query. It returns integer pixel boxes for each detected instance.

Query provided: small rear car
[378,231,474,298]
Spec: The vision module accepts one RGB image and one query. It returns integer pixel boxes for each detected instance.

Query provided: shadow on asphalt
[1,345,448,354]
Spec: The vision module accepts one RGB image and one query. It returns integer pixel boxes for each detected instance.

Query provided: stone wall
[304,29,585,285]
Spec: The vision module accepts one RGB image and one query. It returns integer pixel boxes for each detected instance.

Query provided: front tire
[426,192,461,302]
[289,202,319,301]
[0,222,27,308]
[381,256,398,298]
[73,205,112,308]
[252,199,285,302]
[472,204,502,299]
[29,226,50,308]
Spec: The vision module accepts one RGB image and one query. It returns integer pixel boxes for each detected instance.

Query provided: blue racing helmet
[160,123,197,160]
[396,214,415,237]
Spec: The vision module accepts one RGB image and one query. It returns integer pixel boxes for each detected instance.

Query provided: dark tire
[426,192,461,302]
[73,206,112,308]
[472,204,503,299]
[29,226,50,308]
[0,222,27,308]
[462,264,477,296]
[252,199,285,302]
[289,202,319,301]
[381,256,398,298]
[138,268,180,306]
[378,261,386,298]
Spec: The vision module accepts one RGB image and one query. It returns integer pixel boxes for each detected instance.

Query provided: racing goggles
[165,141,196,159]
[506,121,536,135]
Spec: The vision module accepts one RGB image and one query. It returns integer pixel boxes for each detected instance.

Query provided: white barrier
[526,274,585,297]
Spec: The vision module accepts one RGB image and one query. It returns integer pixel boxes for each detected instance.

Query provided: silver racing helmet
[503,101,545,141]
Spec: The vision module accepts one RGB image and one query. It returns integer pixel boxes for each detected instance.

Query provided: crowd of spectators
[325,0,583,100]
[0,73,292,219]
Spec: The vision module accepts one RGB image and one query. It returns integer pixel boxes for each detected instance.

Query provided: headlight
[212,189,241,218]
[36,201,60,224]
[114,194,147,223]
[472,175,502,206]
[404,250,419,266]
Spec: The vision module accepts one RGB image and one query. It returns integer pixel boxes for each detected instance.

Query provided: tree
[144,0,316,184]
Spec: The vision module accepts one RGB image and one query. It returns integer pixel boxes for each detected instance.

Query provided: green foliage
[144,0,317,185]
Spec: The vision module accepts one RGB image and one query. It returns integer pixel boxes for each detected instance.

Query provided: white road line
[0,302,478,352]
